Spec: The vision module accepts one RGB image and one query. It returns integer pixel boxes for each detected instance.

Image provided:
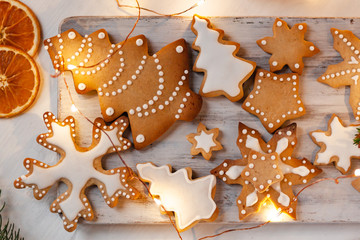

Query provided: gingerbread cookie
[318,28,360,120]
[137,162,218,232]
[44,29,202,149]
[310,114,360,174]
[257,18,319,74]
[191,15,256,102]
[242,69,306,133]
[186,122,223,160]
[211,122,321,220]
[14,112,140,232]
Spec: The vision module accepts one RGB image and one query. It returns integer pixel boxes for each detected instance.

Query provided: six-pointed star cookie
[257,18,319,75]
[186,122,223,160]
[211,122,321,220]
[310,114,360,174]
[191,15,256,102]
[318,28,360,121]
[242,69,306,133]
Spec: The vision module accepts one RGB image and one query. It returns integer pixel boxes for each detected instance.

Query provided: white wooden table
[2,0,360,239]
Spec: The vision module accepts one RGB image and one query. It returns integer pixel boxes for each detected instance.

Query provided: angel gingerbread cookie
[44,29,202,149]
[137,162,218,232]
[14,112,140,231]
[318,28,360,121]
[257,18,319,74]
[191,15,256,102]
[186,122,223,160]
[242,69,306,133]
[211,123,321,220]
[310,114,360,174]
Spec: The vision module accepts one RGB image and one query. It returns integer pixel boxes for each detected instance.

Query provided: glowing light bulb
[197,0,205,6]
[67,64,77,70]
[355,169,360,176]
[265,206,282,222]
[154,197,162,206]
[70,104,78,113]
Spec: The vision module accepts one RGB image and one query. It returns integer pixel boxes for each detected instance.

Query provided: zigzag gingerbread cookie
[44,29,202,149]
[211,123,321,220]
[14,112,140,231]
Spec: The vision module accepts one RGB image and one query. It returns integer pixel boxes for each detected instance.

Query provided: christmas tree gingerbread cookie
[191,15,256,102]
[44,29,202,149]
[186,122,223,160]
[211,123,321,220]
[14,112,140,232]
[257,18,319,74]
[137,162,218,232]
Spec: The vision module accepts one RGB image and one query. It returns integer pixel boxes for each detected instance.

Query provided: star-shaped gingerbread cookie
[257,18,319,74]
[318,28,360,120]
[186,122,223,160]
[310,114,360,174]
[211,122,321,220]
[242,69,306,133]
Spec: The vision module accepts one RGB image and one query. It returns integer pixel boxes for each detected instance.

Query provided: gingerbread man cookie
[257,18,319,74]
[44,29,202,149]
[186,122,223,160]
[211,123,321,220]
[191,15,256,102]
[137,162,218,232]
[14,112,140,231]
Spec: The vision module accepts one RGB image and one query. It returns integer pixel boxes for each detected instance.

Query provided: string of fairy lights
[52,0,360,239]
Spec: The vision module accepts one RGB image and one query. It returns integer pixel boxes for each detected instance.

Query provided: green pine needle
[0,191,23,240]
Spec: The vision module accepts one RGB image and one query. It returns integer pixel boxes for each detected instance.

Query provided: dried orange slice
[0,45,40,117]
[0,0,41,56]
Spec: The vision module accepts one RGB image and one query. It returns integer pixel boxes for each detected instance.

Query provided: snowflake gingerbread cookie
[211,123,321,220]
[191,15,256,102]
[137,162,218,232]
[186,122,223,160]
[310,114,360,174]
[318,28,360,121]
[242,69,306,133]
[14,112,140,231]
[257,18,319,74]
[44,29,202,149]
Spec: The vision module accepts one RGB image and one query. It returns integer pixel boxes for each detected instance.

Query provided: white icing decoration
[78,83,86,91]
[348,56,359,64]
[352,75,359,85]
[192,16,254,97]
[245,135,264,153]
[225,165,245,180]
[105,107,114,116]
[176,45,184,53]
[98,32,105,39]
[194,131,216,153]
[136,163,217,231]
[136,134,145,143]
[246,189,258,207]
[20,115,132,222]
[311,116,360,172]
[136,38,143,46]
[272,182,290,207]
[68,31,76,40]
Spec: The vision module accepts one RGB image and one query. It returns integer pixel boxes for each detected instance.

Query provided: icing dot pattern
[242,70,306,133]
[14,112,139,232]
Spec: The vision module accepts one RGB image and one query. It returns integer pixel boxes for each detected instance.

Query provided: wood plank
[57,16,360,225]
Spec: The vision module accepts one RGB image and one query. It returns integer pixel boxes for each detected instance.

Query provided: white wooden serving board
[57,16,360,225]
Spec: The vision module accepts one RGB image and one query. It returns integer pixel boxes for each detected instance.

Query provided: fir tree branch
[0,191,24,240]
